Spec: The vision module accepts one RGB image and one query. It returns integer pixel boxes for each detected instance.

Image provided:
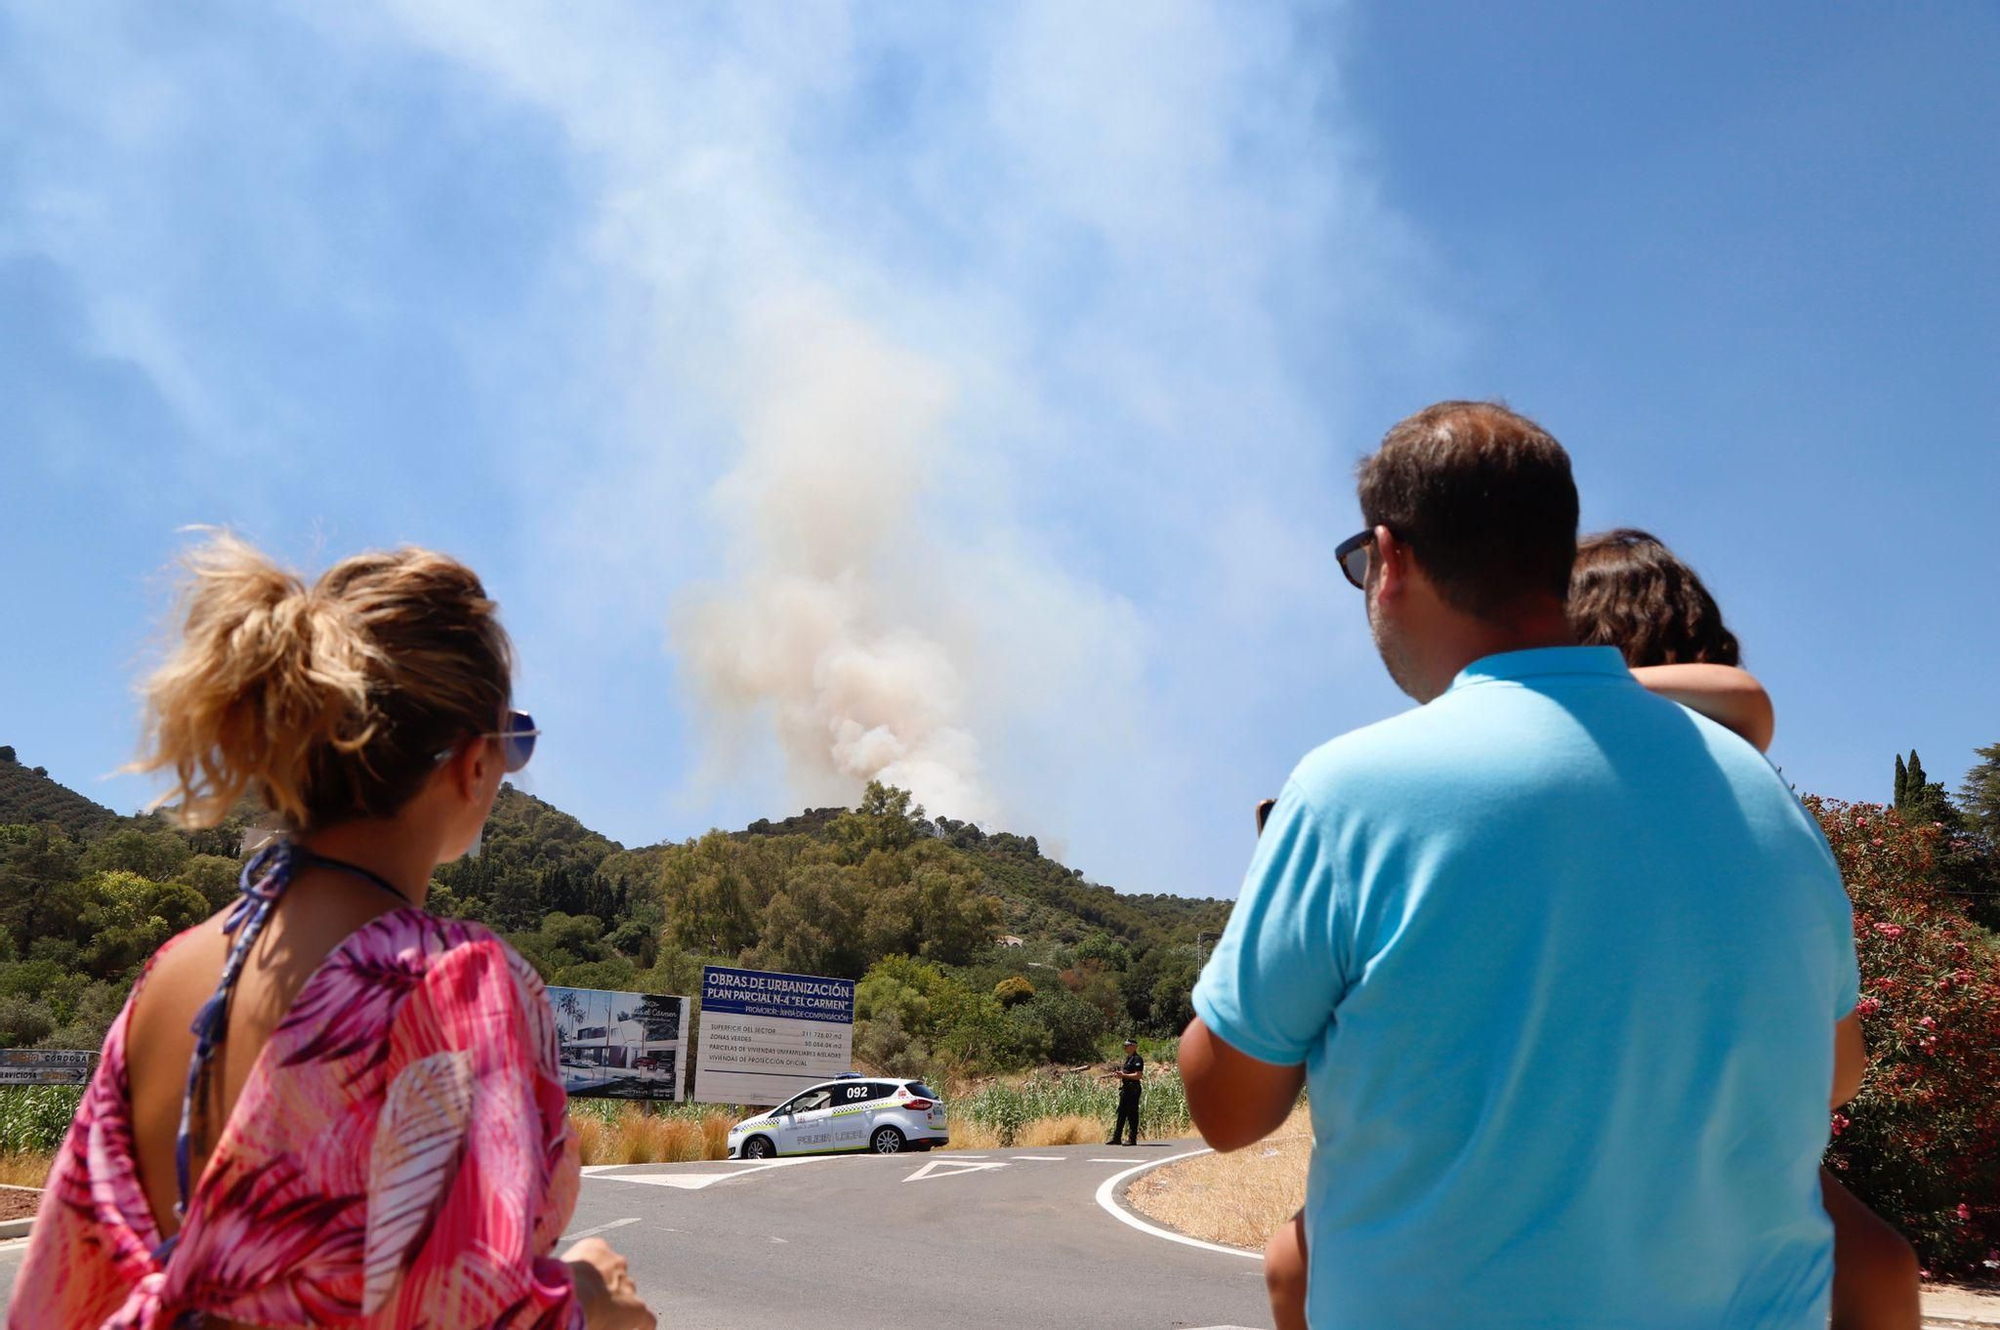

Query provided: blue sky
[2,2,1994,899]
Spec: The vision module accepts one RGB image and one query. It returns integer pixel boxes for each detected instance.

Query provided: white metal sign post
[690,965,855,1107]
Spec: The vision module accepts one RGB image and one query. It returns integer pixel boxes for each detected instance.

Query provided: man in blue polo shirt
[1183,401,1861,1328]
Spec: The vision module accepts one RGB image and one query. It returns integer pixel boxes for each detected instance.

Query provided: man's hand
[1179,1016,1306,1153]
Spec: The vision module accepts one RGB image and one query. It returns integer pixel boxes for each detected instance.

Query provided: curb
[1093,1147,1260,1260]
[1,1183,41,1239]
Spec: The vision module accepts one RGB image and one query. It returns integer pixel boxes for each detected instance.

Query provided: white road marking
[1089,1157,1136,1163]
[1010,1155,1067,1161]
[903,1158,1009,1183]
[593,1155,843,1191]
[1092,1149,1260,1261]
[559,1216,642,1242]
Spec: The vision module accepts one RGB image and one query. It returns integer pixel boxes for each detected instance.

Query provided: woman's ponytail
[133,532,509,831]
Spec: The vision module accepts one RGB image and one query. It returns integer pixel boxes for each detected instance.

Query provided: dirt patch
[1126,1107,1309,1250]
[0,1186,41,1222]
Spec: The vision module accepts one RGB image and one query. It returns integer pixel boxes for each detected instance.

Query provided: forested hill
[3,749,1234,1058]
[0,747,121,838]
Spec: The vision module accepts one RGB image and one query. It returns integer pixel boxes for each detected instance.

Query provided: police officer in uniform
[1108,1037,1143,1145]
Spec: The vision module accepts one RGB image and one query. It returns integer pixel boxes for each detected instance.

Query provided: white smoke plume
[672,293,995,823]
[349,0,1437,892]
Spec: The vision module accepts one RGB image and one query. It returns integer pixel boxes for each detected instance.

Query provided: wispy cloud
[5,0,1451,892]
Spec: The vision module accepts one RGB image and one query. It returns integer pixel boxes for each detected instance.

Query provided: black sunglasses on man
[1336,529,1376,590]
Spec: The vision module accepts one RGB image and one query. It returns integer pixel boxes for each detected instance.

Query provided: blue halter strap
[161,838,413,1265]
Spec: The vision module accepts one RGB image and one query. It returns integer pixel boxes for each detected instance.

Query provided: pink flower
[1830,1112,1850,1137]
[1958,1203,1973,1222]
[1856,997,1882,1016]
[1870,837,1884,847]
[1855,818,1869,829]
[1918,1016,1938,1030]
[1871,922,1906,939]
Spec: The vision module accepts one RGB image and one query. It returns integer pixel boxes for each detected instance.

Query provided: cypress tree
[1894,754,1908,806]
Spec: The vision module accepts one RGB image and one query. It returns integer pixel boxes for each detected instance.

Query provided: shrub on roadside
[1810,798,2000,1278]
[955,1071,1190,1146]
[0,1086,83,1153]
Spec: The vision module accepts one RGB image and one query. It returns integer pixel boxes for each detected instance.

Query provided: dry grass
[570,1106,734,1165]
[939,1121,1005,1151]
[0,1151,53,1189]
[701,1111,733,1159]
[1016,1114,1104,1147]
[940,1110,1144,1152]
[1126,1105,1311,1251]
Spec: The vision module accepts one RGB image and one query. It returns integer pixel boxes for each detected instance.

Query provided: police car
[728,1076,948,1158]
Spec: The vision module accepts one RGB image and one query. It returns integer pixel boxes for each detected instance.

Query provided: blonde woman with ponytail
[9,535,654,1330]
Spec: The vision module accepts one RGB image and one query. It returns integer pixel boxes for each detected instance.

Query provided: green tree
[541,912,608,958]
[832,782,925,861]
[1960,743,2000,841]
[553,958,638,991]
[1016,988,1107,1064]
[70,872,208,976]
[854,955,959,1067]
[1894,750,1962,829]
[994,976,1035,1008]
[80,828,191,882]
[175,854,243,910]
[1074,932,1132,971]
[747,863,867,977]
[660,832,759,956]
[633,949,708,1001]
[903,861,1002,966]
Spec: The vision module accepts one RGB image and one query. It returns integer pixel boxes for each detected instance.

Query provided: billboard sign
[690,965,855,1107]
[547,987,690,1100]
[0,1048,97,1085]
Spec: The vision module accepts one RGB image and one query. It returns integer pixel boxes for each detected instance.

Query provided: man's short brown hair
[1356,401,1578,620]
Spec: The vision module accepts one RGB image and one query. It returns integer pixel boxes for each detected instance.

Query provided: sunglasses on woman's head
[433,710,539,774]
[1336,529,1375,590]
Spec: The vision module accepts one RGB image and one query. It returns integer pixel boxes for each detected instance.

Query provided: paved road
[0,1141,1272,1328]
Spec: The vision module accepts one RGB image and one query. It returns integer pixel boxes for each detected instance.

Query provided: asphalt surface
[0,1141,1272,1329]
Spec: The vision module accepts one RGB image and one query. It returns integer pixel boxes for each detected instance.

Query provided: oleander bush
[1811,798,2000,1278]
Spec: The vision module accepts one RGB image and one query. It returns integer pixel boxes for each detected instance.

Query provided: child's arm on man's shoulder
[1632,664,1775,753]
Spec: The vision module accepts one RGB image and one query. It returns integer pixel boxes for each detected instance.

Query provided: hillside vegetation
[1,749,1230,1087]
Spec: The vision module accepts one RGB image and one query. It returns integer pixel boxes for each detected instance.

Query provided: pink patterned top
[8,911,583,1329]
